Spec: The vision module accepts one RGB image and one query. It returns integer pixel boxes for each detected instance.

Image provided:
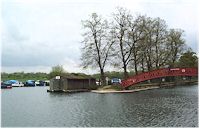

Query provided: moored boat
[35,80,46,86]
[8,80,24,87]
[24,80,35,87]
[1,81,12,89]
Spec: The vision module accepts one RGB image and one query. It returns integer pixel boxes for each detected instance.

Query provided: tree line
[1,72,49,82]
[1,65,91,81]
[2,49,198,83]
[81,7,198,85]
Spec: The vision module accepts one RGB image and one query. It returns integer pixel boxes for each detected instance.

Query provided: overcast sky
[1,0,199,74]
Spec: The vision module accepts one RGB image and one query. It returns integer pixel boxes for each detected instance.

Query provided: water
[1,85,198,127]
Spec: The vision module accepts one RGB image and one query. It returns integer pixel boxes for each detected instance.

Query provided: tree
[80,7,189,81]
[49,65,66,79]
[127,15,145,75]
[151,17,168,69]
[81,13,114,86]
[138,16,156,72]
[178,50,198,68]
[136,17,185,71]
[112,7,133,79]
[127,15,168,74]
[167,29,186,67]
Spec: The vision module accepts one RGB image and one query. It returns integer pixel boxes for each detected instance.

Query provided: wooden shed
[48,76,96,92]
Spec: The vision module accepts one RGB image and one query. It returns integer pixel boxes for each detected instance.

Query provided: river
[1,85,198,127]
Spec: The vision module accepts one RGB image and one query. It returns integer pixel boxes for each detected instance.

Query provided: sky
[1,0,199,74]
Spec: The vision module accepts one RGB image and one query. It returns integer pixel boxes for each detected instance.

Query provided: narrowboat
[24,80,35,87]
[35,80,45,86]
[1,81,12,89]
[9,80,24,87]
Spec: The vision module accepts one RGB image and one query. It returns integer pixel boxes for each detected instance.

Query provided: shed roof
[52,73,95,80]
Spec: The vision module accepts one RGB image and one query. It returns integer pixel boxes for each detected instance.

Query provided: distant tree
[1,72,48,82]
[49,65,66,79]
[166,29,186,67]
[178,50,198,68]
[81,13,115,86]
[92,71,124,79]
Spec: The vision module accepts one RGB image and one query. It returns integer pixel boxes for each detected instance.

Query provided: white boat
[11,80,24,87]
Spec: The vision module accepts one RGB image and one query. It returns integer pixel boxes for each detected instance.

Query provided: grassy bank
[97,85,123,91]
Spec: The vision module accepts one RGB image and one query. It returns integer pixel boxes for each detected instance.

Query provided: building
[48,76,96,92]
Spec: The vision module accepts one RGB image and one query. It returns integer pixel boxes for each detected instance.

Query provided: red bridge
[121,67,198,88]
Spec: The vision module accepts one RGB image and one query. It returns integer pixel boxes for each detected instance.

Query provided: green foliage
[1,72,48,82]
[178,50,198,68]
[48,65,67,79]
[1,71,92,82]
[1,65,95,82]
[92,71,123,79]
[97,85,123,91]
[92,71,134,79]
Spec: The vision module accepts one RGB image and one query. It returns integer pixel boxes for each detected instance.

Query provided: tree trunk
[100,68,106,86]
[141,55,145,72]
[133,48,138,75]
[134,60,138,75]
[123,64,129,79]
[155,45,159,69]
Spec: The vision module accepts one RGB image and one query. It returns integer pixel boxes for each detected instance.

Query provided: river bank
[91,86,159,93]
[92,80,198,94]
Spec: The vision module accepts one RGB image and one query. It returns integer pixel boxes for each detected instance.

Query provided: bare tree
[112,7,133,79]
[166,29,185,67]
[81,7,188,82]
[137,16,172,71]
[81,13,114,85]
[127,15,145,75]
[139,16,155,71]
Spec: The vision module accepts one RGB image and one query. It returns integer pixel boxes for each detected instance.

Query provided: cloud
[1,0,198,73]
[2,1,82,66]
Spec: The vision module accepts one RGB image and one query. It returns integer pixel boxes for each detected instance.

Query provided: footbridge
[121,67,198,88]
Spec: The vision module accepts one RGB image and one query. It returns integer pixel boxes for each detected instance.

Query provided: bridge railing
[121,67,198,88]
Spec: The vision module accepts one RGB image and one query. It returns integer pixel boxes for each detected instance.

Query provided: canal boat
[1,81,12,89]
[24,80,35,87]
[12,82,24,87]
[45,80,50,86]
[9,80,24,87]
[35,80,46,86]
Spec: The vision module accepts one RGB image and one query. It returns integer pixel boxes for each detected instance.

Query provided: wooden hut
[48,75,96,92]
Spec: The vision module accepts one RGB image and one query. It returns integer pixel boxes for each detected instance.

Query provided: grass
[97,85,123,91]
